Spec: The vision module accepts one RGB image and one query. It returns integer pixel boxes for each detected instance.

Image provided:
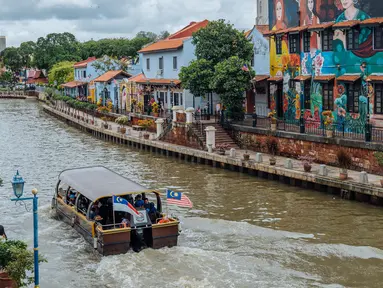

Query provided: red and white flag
[113,196,140,216]
[166,189,193,208]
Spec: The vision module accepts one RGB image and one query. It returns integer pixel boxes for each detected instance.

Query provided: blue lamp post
[10,171,40,288]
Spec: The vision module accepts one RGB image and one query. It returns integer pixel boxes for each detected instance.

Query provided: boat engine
[130,210,152,252]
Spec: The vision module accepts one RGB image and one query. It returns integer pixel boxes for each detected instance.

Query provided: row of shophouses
[61,1,383,129]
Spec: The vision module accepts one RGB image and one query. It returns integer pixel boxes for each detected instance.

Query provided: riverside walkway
[43,103,383,206]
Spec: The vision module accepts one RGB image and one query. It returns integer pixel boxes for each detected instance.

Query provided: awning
[253,75,269,82]
[313,75,335,82]
[267,76,283,83]
[61,81,87,88]
[333,20,360,29]
[136,78,181,86]
[366,75,383,82]
[294,75,312,81]
[308,22,334,31]
[337,74,361,82]
[58,166,151,202]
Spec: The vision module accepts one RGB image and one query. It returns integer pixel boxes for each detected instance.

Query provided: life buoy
[71,216,76,227]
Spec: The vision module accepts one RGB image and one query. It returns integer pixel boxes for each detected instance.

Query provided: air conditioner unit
[157,69,163,76]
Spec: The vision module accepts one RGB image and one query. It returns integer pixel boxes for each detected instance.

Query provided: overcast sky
[0,0,257,47]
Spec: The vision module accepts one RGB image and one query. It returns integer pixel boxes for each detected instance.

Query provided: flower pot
[243,153,250,161]
[303,163,312,172]
[143,134,150,140]
[339,171,348,180]
[91,120,94,125]
[326,130,334,138]
[0,271,17,288]
[120,127,126,134]
[269,158,276,165]
[271,123,277,131]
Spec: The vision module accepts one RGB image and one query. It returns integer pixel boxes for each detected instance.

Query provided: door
[276,84,283,118]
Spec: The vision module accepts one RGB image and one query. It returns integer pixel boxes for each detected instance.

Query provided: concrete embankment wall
[43,104,383,206]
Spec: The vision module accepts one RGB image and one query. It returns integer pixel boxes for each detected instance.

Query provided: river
[1,99,383,288]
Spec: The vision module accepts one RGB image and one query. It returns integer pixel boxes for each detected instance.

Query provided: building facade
[256,0,269,25]
[266,0,383,129]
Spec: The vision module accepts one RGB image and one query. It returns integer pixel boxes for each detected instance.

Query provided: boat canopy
[58,166,153,201]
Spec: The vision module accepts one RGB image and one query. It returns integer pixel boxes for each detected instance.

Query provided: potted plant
[268,110,277,131]
[138,119,154,139]
[299,155,314,172]
[215,143,230,155]
[115,116,129,134]
[266,137,279,165]
[322,110,334,138]
[374,152,383,187]
[337,149,352,180]
[101,117,109,129]
[240,134,252,161]
[152,102,159,117]
[0,240,46,288]
[137,102,144,114]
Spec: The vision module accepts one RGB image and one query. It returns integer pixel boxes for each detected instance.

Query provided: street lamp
[10,171,40,288]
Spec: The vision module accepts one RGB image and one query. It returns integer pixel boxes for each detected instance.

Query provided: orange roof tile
[138,38,187,53]
[314,75,335,81]
[253,75,269,82]
[263,30,275,37]
[61,81,86,88]
[128,73,146,83]
[167,20,209,40]
[94,70,131,82]
[275,28,292,35]
[74,57,96,68]
[244,29,252,38]
[289,25,309,33]
[337,74,361,82]
[267,76,283,82]
[308,22,334,31]
[255,25,269,35]
[294,75,312,81]
[366,75,383,82]
[333,20,360,29]
[136,78,181,85]
[360,17,383,26]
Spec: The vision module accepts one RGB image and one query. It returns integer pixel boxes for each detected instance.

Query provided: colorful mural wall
[268,0,383,130]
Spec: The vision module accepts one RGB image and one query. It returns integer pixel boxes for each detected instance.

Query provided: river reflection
[1,100,383,288]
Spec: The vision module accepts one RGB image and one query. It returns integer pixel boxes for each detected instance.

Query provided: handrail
[157,114,173,140]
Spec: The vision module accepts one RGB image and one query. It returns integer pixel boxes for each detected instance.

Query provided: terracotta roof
[366,75,383,82]
[275,28,292,35]
[135,78,181,85]
[138,38,187,53]
[255,25,269,35]
[167,20,209,40]
[308,22,334,31]
[289,25,309,33]
[333,20,360,29]
[128,73,146,83]
[267,76,283,82]
[61,81,86,88]
[253,75,269,82]
[26,77,48,84]
[94,70,131,82]
[294,75,312,81]
[337,74,361,82]
[74,57,96,68]
[314,75,335,81]
[360,17,383,26]
[244,29,252,38]
[263,30,275,37]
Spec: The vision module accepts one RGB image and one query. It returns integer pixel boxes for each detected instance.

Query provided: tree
[3,47,23,73]
[48,61,75,87]
[179,59,214,97]
[158,31,170,40]
[34,32,81,70]
[0,71,17,86]
[19,41,36,68]
[211,56,254,120]
[192,19,253,67]
[91,56,129,74]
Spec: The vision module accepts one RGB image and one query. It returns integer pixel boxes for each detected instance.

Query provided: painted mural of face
[276,1,283,21]
[308,0,314,12]
[341,0,355,10]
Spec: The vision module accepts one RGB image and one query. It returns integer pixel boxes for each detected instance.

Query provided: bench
[132,125,145,131]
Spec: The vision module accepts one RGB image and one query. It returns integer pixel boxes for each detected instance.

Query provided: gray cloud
[0,0,256,46]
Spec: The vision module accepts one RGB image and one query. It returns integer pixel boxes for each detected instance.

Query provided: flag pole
[112,196,116,229]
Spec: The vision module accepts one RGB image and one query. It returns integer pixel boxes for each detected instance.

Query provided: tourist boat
[51,166,180,255]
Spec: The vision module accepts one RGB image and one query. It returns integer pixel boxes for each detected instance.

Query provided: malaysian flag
[166,189,193,208]
[241,64,249,72]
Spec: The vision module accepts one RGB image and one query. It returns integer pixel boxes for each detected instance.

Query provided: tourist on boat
[120,213,130,228]
[69,193,76,205]
[98,200,108,225]
[134,195,144,208]
[148,202,160,223]
[0,225,7,240]
[89,207,96,220]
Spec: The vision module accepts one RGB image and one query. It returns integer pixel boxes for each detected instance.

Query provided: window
[172,92,183,106]
[159,57,164,70]
[375,83,383,114]
[289,80,295,89]
[276,36,282,55]
[374,27,383,50]
[146,58,150,70]
[346,82,360,113]
[304,81,311,109]
[303,31,310,52]
[322,82,334,110]
[346,29,359,50]
[321,29,333,51]
[83,70,86,79]
[289,33,299,54]
[173,56,178,70]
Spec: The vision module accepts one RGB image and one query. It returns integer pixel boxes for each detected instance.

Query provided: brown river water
[1,99,383,288]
